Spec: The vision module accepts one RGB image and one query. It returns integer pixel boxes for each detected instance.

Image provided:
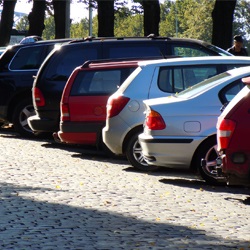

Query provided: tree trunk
[97,0,114,37]
[28,0,46,37]
[142,0,160,36]
[53,0,70,38]
[0,0,17,46]
[212,0,237,50]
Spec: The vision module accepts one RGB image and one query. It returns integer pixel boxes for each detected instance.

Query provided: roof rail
[68,36,172,44]
[80,55,181,68]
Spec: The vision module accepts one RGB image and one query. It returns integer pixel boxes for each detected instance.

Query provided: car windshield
[206,44,233,56]
[175,72,232,98]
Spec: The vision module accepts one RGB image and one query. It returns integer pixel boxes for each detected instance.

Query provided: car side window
[219,79,245,103]
[172,45,211,57]
[158,66,218,93]
[70,68,136,96]
[9,46,45,70]
[104,42,166,58]
[46,47,99,81]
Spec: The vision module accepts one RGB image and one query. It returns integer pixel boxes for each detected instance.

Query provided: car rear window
[70,67,136,96]
[175,72,232,98]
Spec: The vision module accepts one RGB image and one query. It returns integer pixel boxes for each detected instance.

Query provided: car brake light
[217,118,236,150]
[61,103,70,121]
[145,110,166,130]
[107,95,130,118]
[33,87,45,107]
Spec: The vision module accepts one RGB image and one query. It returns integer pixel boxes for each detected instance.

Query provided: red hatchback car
[54,58,154,150]
[216,77,250,186]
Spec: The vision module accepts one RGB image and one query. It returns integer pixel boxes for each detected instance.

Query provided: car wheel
[12,99,36,138]
[126,132,160,171]
[195,136,224,185]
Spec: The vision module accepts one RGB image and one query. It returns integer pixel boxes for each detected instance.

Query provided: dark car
[215,77,250,187]
[54,58,159,150]
[0,38,73,137]
[27,36,232,136]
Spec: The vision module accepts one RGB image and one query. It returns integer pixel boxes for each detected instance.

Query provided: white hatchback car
[102,57,250,171]
[138,66,250,184]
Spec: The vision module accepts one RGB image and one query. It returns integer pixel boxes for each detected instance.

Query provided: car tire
[126,132,160,171]
[12,99,36,138]
[195,136,224,185]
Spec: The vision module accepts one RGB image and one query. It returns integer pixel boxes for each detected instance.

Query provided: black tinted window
[46,46,99,81]
[71,67,136,96]
[220,79,245,103]
[172,45,211,57]
[10,46,45,70]
[104,42,165,58]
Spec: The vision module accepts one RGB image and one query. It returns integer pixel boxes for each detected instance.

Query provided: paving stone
[0,128,249,249]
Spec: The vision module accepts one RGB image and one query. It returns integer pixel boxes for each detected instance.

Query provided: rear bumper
[28,114,59,133]
[58,121,105,145]
[139,133,203,169]
[102,116,130,155]
[217,153,250,186]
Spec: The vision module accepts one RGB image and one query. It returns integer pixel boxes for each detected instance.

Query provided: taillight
[61,103,70,121]
[145,110,166,130]
[106,95,130,118]
[217,118,236,150]
[33,87,45,107]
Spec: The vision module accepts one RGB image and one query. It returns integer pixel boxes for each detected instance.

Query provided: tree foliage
[234,0,250,43]
[159,0,214,41]
[4,0,250,52]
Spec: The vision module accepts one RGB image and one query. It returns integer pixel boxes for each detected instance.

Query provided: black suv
[0,38,73,137]
[28,36,232,136]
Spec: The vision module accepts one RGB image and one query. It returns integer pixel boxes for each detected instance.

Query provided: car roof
[67,35,207,43]
[137,56,250,67]
[5,38,75,51]
[57,35,219,49]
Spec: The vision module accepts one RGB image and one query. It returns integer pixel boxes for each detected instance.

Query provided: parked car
[138,66,250,184]
[54,58,161,149]
[214,77,250,186]
[27,36,232,136]
[102,57,250,171]
[0,38,73,137]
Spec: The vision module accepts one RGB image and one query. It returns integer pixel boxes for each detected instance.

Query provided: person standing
[227,35,248,56]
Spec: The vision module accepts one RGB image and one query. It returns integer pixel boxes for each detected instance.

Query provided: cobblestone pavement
[0,128,249,250]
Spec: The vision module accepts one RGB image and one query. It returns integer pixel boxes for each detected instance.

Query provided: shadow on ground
[0,182,249,249]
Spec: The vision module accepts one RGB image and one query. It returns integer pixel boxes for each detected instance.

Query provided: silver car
[138,66,250,184]
[102,57,250,171]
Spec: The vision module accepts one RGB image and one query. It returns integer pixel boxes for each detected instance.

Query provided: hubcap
[19,105,35,133]
[203,144,219,176]
[133,139,148,166]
